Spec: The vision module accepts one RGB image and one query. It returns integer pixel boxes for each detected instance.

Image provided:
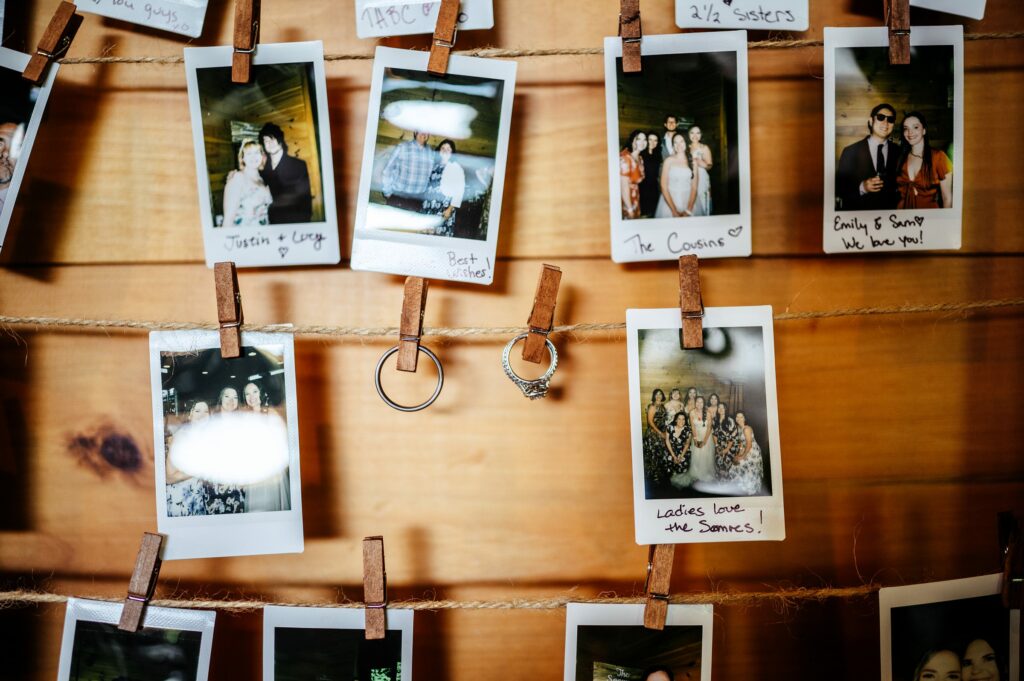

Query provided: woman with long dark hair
[639,132,663,217]
[644,389,670,487]
[422,138,466,236]
[896,111,953,209]
[620,130,647,219]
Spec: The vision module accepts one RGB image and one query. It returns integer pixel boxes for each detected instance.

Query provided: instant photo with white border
[57,597,216,681]
[676,0,808,31]
[605,31,751,263]
[564,603,713,681]
[879,574,1020,681]
[264,606,414,680]
[184,41,340,268]
[74,0,209,38]
[351,46,516,286]
[150,330,304,560]
[823,26,964,254]
[626,306,784,545]
[910,0,985,21]
[0,47,59,254]
[355,0,494,39]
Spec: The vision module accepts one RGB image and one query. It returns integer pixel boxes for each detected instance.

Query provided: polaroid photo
[564,603,713,681]
[880,574,1020,681]
[0,47,59,254]
[184,41,340,268]
[351,46,516,285]
[57,597,216,681]
[74,0,210,38]
[605,31,751,264]
[264,606,414,680]
[824,26,964,254]
[676,0,808,31]
[150,329,304,560]
[626,306,784,545]
[355,0,494,39]
[910,0,985,21]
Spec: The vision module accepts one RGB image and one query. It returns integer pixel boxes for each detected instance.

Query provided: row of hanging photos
[114,512,1023,635]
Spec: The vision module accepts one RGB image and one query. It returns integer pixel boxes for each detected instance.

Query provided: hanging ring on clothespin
[232,0,261,83]
[363,536,388,640]
[501,264,562,399]
[118,532,164,632]
[502,334,558,400]
[427,0,461,75]
[22,1,83,85]
[678,255,704,349]
[214,262,243,359]
[375,277,444,412]
[643,544,676,630]
[998,511,1023,609]
[618,0,643,74]
[885,0,911,65]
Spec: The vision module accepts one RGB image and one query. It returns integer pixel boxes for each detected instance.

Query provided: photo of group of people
[881,576,1019,681]
[637,326,772,499]
[834,45,956,212]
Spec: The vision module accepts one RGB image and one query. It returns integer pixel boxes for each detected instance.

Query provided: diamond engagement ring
[501,333,558,399]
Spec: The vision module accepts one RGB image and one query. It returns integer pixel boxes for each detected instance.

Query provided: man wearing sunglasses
[836,102,901,211]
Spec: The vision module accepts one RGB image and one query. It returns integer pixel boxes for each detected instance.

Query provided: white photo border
[263,606,414,680]
[73,0,209,38]
[823,26,964,254]
[350,46,517,286]
[910,0,985,21]
[184,41,340,268]
[879,574,1021,681]
[57,597,216,681]
[354,0,495,39]
[675,0,809,32]
[626,306,785,545]
[0,47,59,254]
[605,31,752,263]
[149,329,304,560]
[563,603,714,681]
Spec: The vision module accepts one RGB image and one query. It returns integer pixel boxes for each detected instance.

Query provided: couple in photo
[381,130,467,237]
[907,638,1006,681]
[836,102,954,211]
[223,123,312,227]
[621,115,713,220]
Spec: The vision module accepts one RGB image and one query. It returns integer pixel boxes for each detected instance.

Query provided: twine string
[54,32,1024,66]
[0,298,1021,339]
[0,585,879,612]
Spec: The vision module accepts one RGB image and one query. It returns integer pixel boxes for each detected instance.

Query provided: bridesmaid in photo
[643,389,669,487]
[639,132,663,217]
[731,411,765,496]
[664,410,693,486]
[663,388,685,425]
[687,125,713,216]
[620,130,647,219]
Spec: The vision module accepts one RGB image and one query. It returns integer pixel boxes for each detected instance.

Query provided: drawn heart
[914,216,925,226]
[728,226,743,237]
[278,247,289,258]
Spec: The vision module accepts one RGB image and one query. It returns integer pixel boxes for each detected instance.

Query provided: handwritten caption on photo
[80,0,206,37]
[224,229,328,260]
[447,251,491,281]
[676,0,808,31]
[656,500,765,536]
[356,0,492,38]
[833,213,929,251]
[623,225,745,258]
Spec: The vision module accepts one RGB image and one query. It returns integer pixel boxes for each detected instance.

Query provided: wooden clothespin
[427,0,460,75]
[214,262,243,359]
[643,544,675,629]
[885,0,910,65]
[397,277,428,372]
[22,1,83,85]
[999,511,1023,609]
[678,255,704,349]
[118,532,164,632]
[232,0,261,83]
[523,264,562,364]
[363,536,387,640]
[619,0,642,74]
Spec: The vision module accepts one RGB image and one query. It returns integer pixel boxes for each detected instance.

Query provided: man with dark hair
[661,115,679,160]
[259,122,313,224]
[835,102,901,211]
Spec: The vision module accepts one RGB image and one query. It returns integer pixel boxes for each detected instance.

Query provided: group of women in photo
[910,637,1007,681]
[165,381,291,517]
[643,386,763,496]
[619,120,713,220]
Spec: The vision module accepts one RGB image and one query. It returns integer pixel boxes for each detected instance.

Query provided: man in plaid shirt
[382,131,436,213]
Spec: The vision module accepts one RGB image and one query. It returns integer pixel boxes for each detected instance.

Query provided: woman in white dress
[731,411,764,496]
[654,133,698,218]
[687,125,713,216]
[688,395,716,482]
[222,139,273,227]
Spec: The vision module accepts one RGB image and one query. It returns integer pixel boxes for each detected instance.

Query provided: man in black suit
[259,123,314,224]
[835,102,901,211]
[661,115,680,160]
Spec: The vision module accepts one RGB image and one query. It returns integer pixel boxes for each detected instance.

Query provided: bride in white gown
[654,133,698,219]
[688,397,716,483]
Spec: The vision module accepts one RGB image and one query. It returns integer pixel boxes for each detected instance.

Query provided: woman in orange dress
[619,129,647,219]
[896,111,953,209]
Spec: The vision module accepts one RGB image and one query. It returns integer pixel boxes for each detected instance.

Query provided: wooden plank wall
[0,2,1022,679]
